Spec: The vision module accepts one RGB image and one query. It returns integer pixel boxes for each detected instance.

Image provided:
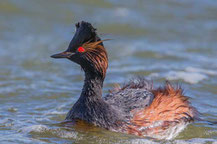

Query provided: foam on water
[21,124,78,139]
[175,138,217,144]
[166,70,207,84]
[165,67,217,84]
[185,67,217,76]
[147,66,217,84]
[21,125,49,133]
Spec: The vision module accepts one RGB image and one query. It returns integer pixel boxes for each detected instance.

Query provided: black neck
[66,70,124,130]
[79,72,104,100]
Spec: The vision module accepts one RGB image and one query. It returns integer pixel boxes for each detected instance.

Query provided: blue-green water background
[0,0,217,143]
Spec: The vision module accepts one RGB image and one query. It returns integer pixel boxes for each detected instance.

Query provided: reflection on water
[0,0,217,143]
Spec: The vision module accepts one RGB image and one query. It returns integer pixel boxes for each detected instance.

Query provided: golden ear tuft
[81,39,109,79]
[82,39,111,47]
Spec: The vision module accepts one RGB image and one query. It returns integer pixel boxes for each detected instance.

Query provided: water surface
[0,0,217,143]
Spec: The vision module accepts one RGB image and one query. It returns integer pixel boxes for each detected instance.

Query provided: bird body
[51,21,197,140]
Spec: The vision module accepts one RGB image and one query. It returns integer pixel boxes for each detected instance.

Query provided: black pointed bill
[50,51,75,59]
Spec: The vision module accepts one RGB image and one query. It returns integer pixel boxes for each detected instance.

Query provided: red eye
[78,47,85,53]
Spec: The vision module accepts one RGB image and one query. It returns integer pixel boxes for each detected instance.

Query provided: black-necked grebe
[51,21,197,140]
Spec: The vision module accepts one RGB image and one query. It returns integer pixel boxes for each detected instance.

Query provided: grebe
[51,21,197,140]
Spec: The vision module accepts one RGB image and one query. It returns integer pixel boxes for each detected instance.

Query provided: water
[0,0,217,143]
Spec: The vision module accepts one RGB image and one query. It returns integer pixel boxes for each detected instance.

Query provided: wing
[104,77,154,120]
